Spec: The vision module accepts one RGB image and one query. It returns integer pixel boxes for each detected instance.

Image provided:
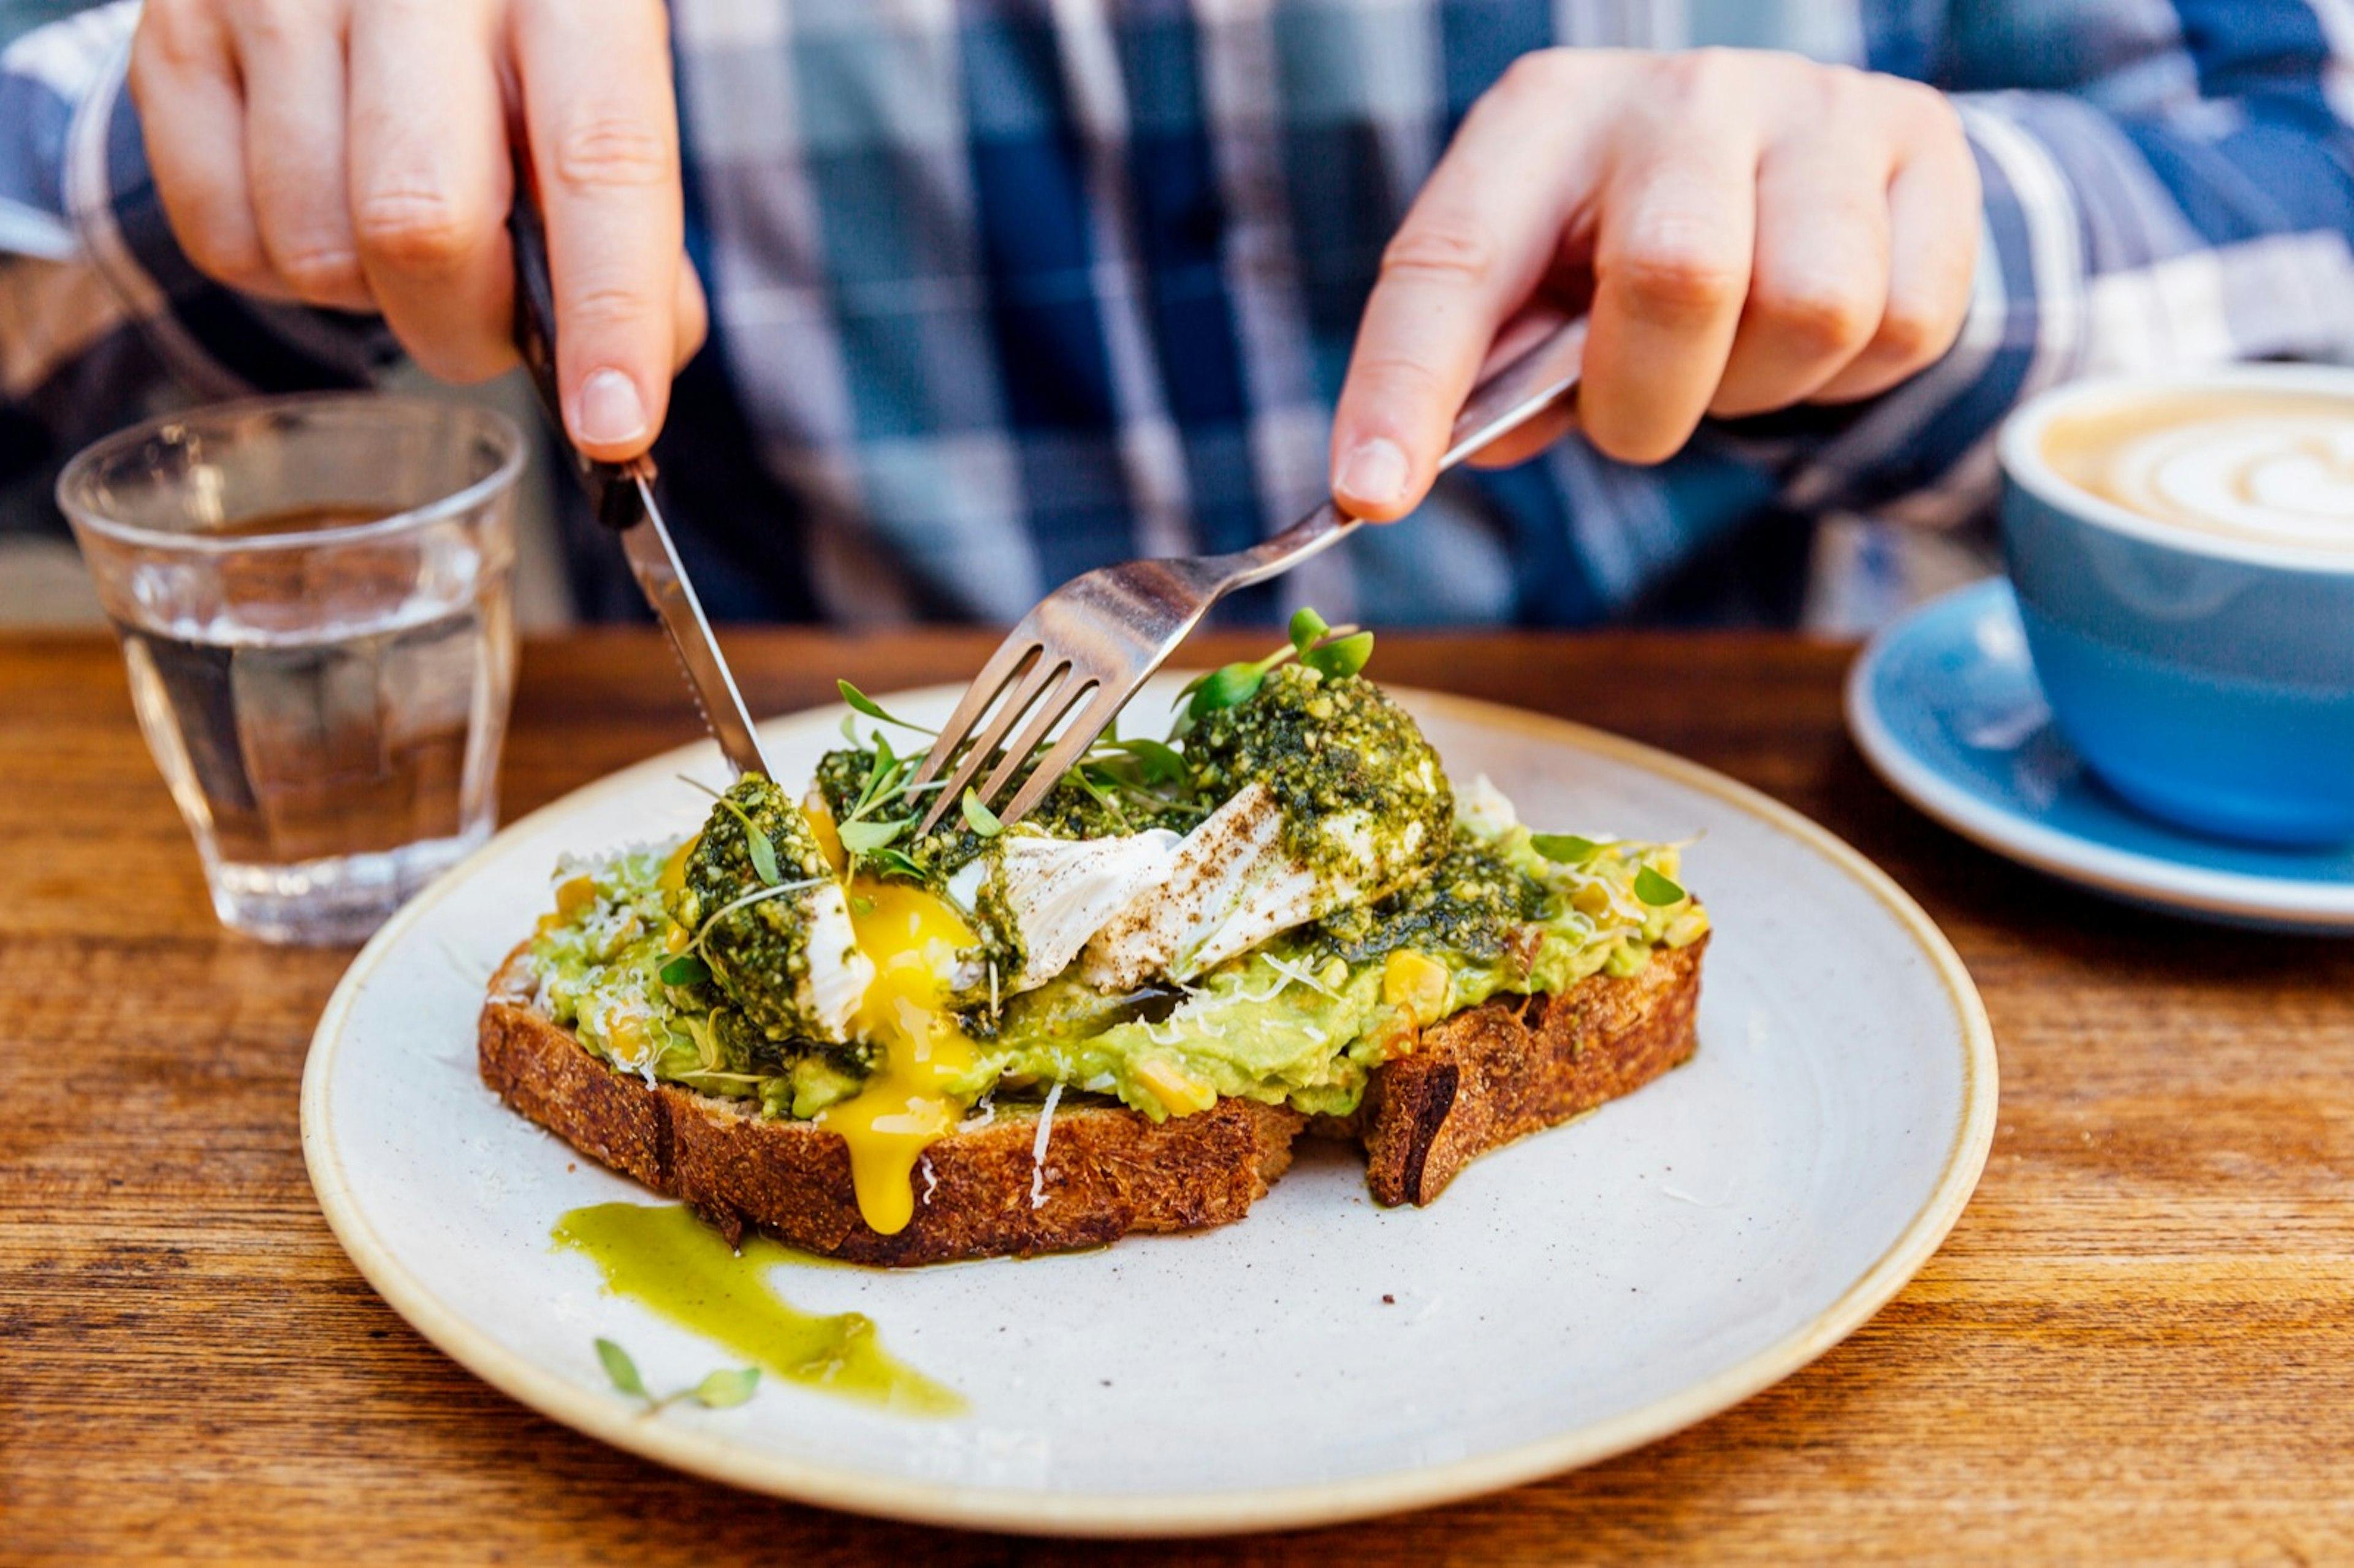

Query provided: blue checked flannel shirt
[4,1,2354,627]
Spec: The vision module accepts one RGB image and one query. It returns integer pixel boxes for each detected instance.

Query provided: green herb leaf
[961,789,1004,838]
[837,680,937,734]
[1287,606,1330,653]
[707,796,783,886]
[743,823,782,886]
[839,712,863,745]
[690,1366,761,1409]
[1186,662,1265,719]
[595,1338,648,1400]
[1301,629,1374,681]
[1530,833,1600,864]
[837,817,908,854]
[1634,866,1688,906]
[865,847,926,881]
[1119,736,1187,785]
[658,953,712,988]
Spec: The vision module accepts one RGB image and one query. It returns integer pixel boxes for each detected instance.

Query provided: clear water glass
[60,394,527,945]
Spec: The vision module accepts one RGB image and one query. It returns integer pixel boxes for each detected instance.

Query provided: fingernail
[575,368,648,447]
[1335,437,1410,512]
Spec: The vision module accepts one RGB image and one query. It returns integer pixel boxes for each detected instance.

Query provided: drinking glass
[60,393,527,943]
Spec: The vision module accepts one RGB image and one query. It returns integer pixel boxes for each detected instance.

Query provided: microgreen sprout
[1530,833,1601,864]
[658,953,712,988]
[1173,607,1373,733]
[837,680,938,735]
[1634,866,1688,906]
[961,789,1004,838]
[595,1337,761,1415]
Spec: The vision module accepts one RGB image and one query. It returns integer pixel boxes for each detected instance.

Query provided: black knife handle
[507,189,649,533]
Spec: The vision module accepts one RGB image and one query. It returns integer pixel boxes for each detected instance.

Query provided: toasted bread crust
[1355,936,1706,1206]
[480,934,1704,1263]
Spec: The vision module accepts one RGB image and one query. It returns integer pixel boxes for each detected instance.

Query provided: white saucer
[1846,579,2354,933]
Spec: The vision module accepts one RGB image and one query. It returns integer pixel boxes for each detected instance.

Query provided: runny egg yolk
[818,877,980,1235]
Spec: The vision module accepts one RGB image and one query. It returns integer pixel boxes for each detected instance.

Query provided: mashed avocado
[526,804,1705,1126]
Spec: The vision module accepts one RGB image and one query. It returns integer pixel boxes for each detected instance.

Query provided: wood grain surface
[4,628,2350,1564]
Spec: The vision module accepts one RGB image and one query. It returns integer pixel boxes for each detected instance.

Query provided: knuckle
[274,245,367,301]
[1349,354,1453,406]
[177,218,269,291]
[353,188,487,270]
[132,0,216,72]
[1754,278,1878,357]
[231,0,310,47]
[549,114,675,193]
[562,281,665,333]
[1658,46,1742,102]
[1379,215,1501,289]
[1613,229,1744,319]
[1870,301,1953,367]
[1492,47,1574,104]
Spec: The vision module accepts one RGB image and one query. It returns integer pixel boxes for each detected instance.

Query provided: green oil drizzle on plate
[552,1203,966,1416]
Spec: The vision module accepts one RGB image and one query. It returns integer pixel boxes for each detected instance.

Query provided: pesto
[674,777,839,1045]
[1304,832,1546,968]
[1184,662,1453,883]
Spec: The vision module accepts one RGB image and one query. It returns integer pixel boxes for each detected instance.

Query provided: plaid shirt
[5,0,2354,627]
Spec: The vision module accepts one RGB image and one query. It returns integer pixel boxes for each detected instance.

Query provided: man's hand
[1331,48,1981,518]
[130,0,706,462]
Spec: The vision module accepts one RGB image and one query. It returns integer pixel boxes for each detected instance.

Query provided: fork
[907,314,1590,833]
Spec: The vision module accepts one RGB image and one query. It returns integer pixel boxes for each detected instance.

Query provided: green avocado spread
[523,636,1707,1132]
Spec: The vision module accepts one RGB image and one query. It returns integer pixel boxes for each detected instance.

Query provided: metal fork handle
[1205,314,1590,596]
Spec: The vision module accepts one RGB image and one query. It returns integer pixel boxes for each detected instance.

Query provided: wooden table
[6,629,2350,1563]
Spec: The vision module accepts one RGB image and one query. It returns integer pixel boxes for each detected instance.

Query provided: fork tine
[915,655,1070,834]
[997,682,1130,828]
[906,635,1040,791]
[970,673,1097,813]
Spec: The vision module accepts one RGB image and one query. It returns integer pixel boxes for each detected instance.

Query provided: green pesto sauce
[1184,663,1453,883]
[1305,834,1541,969]
[679,777,840,1044]
[552,1201,965,1415]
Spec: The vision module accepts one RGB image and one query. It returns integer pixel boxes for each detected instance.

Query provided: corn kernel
[1135,1057,1216,1117]
[1382,949,1451,1024]
[553,874,598,921]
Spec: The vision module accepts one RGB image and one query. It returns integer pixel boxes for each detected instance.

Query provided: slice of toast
[479,935,1704,1265]
[1349,936,1705,1206]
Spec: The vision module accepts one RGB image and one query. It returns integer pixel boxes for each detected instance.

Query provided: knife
[506,192,777,782]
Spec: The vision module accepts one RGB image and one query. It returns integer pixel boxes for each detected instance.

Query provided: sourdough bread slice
[479,935,1704,1264]
[1349,935,1705,1206]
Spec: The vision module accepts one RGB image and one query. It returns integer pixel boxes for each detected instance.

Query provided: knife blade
[506,189,777,781]
[608,465,776,780]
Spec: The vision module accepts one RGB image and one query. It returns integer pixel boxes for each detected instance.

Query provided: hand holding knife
[506,190,777,782]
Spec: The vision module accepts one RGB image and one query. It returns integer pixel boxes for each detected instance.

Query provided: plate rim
[301,682,1999,1537]
[1846,578,2354,930]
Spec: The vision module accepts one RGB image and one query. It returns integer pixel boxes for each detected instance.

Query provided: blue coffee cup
[1998,367,2354,846]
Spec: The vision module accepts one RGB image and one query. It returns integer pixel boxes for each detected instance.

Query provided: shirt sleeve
[1764,0,2354,534]
[0,2,389,539]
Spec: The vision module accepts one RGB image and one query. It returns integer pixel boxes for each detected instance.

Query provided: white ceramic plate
[302,680,1995,1537]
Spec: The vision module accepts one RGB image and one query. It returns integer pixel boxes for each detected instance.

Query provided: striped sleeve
[1773,0,2354,536]
[0,2,387,538]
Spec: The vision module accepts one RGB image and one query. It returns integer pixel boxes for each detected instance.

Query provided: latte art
[2042,390,2354,552]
